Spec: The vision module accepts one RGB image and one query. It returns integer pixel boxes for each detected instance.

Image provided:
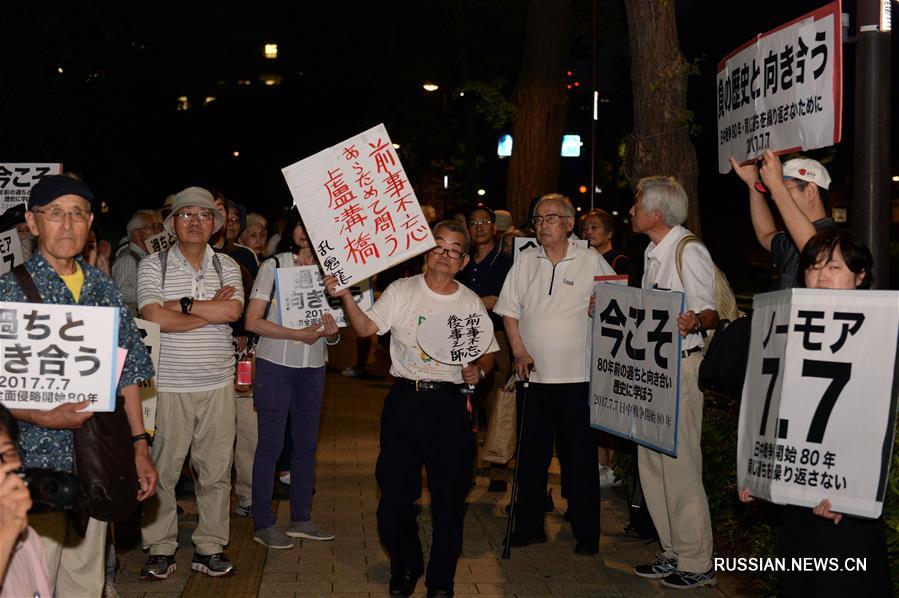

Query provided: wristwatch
[478,367,487,380]
[180,296,193,314]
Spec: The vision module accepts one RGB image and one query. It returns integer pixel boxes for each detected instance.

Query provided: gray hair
[433,219,471,253]
[126,209,160,240]
[536,193,575,218]
[636,176,688,227]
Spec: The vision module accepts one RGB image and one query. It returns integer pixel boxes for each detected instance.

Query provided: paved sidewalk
[114,346,748,597]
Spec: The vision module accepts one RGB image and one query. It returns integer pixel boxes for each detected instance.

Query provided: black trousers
[514,381,600,545]
[376,384,475,592]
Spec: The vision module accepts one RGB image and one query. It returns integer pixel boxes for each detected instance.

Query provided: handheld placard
[415,310,494,395]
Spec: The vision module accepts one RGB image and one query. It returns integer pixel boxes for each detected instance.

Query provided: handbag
[12,265,139,535]
[481,375,517,464]
[235,255,280,391]
[698,315,752,399]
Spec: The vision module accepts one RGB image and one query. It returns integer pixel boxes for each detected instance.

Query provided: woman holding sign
[244,208,340,550]
[739,229,890,596]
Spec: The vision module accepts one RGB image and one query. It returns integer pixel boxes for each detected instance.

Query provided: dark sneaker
[191,553,236,577]
[139,555,176,581]
[660,568,717,589]
[633,554,678,579]
[389,569,422,597]
[286,520,335,541]
[234,503,251,517]
[253,527,295,549]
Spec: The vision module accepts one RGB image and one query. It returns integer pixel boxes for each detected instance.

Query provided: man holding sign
[0,175,157,597]
[628,177,719,589]
[326,220,498,598]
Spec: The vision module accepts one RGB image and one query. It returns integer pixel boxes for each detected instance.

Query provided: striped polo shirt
[137,243,243,392]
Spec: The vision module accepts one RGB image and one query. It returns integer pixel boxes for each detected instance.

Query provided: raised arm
[759,150,817,251]
[730,156,778,251]
[325,275,379,338]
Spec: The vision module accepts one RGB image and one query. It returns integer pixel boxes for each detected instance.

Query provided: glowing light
[422,82,439,92]
[392,143,400,149]
[443,175,449,189]
[264,43,278,59]
[477,189,486,197]
[578,185,588,194]
[204,96,216,106]
[232,151,240,158]
[176,96,189,111]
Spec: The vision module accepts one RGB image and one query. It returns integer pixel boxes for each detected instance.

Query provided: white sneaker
[279,473,291,485]
[599,465,623,488]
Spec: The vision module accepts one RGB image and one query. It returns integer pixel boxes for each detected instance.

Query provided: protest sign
[281,123,435,290]
[0,230,24,275]
[716,1,842,173]
[738,289,899,518]
[589,284,683,456]
[145,230,177,255]
[0,302,120,411]
[133,318,160,435]
[276,265,373,329]
[513,237,588,260]
[416,310,495,366]
[0,163,63,213]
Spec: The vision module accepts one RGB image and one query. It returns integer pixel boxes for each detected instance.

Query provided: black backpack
[698,315,752,399]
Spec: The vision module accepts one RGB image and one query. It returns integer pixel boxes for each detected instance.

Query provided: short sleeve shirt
[770,217,835,290]
[366,275,499,383]
[137,243,244,392]
[456,245,512,331]
[249,252,327,369]
[494,240,615,383]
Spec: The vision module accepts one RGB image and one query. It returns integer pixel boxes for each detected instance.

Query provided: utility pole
[853,0,891,288]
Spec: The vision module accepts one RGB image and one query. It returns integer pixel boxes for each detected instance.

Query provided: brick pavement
[114,343,747,598]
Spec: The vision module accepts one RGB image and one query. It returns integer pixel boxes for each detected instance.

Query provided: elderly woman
[740,228,890,596]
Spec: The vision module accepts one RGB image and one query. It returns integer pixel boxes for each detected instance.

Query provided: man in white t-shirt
[326,221,498,598]
[628,176,717,589]
[494,193,614,556]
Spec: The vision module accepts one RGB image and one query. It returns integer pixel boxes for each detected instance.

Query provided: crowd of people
[0,147,890,598]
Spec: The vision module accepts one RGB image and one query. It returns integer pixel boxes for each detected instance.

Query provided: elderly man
[327,221,498,598]
[494,193,614,555]
[138,187,244,580]
[113,209,164,315]
[0,175,157,597]
[730,150,833,289]
[628,176,717,589]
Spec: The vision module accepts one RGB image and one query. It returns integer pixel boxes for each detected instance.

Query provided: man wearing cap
[137,187,244,580]
[730,150,834,289]
[0,175,157,597]
[112,209,164,316]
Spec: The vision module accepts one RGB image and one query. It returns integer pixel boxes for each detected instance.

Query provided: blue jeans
[251,358,325,530]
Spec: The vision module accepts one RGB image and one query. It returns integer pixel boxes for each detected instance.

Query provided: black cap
[28,175,95,210]
[468,203,495,222]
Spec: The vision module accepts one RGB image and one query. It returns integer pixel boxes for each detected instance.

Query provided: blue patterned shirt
[0,251,155,472]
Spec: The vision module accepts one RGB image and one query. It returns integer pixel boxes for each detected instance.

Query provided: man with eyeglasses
[457,204,513,492]
[137,187,244,580]
[326,220,499,598]
[494,193,615,556]
[0,175,157,597]
[729,150,833,289]
[112,209,164,315]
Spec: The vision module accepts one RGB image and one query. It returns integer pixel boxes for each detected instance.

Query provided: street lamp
[422,82,439,92]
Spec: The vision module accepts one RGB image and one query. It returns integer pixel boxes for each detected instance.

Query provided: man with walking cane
[494,193,615,556]
[326,220,498,598]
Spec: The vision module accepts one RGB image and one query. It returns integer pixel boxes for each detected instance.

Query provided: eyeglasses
[0,447,20,464]
[174,210,215,222]
[468,219,493,227]
[32,207,92,222]
[532,213,568,226]
[430,246,465,260]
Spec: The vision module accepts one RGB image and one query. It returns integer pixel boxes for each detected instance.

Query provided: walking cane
[502,379,529,559]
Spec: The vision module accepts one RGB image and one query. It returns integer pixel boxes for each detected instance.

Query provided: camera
[20,468,80,512]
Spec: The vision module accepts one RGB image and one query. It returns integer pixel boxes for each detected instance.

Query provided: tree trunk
[505,0,573,222]
[624,0,701,235]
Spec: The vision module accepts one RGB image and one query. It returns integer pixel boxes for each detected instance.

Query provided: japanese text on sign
[716,1,842,173]
[0,301,120,411]
[0,163,63,214]
[282,124,436,290]
[738,289,899,518]
[415,309,495,366]
[145,231,176,255]
[0,230,24,275]
[590,284,683,456]
[133,318,160,435]
[275,265,373,329]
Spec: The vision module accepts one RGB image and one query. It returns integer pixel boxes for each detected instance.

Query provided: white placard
[275,265,373,329]
[416,310,495,365]
[133,318,160,435]
[0,163,63,213]
[0,230,24,275]
[738,289,899,518]
[281,123,436,290]
[0,302,120,411]
[145,231,177,255]
[512,237,589,260]
[716,1,842,173]
[589,284,684,456]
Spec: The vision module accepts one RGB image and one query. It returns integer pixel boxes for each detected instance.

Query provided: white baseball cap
[783,158,831,190]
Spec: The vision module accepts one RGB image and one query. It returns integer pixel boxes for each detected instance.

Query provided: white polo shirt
[641,225,716,352]
[495,239,614,383]
[366,275,499,383]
